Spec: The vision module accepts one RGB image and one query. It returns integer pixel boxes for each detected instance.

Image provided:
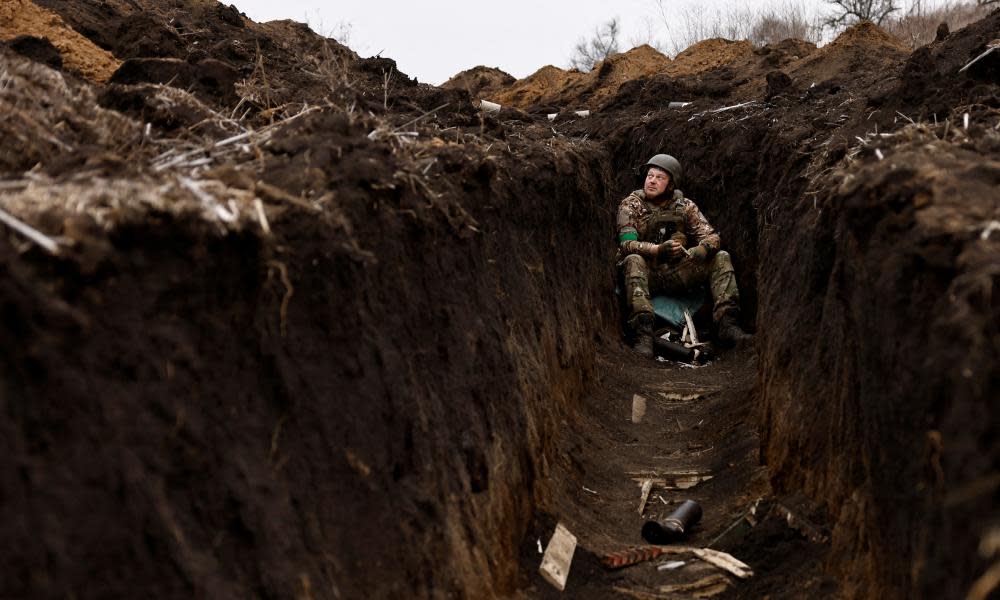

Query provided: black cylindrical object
[653,338,695,362]
[641,500,703,544]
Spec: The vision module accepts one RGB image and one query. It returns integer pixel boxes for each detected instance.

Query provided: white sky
[227,0,928,85]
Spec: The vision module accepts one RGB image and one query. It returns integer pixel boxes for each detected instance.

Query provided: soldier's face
[644,167,671,199]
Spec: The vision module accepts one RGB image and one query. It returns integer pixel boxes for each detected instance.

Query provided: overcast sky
[227,0,917,85]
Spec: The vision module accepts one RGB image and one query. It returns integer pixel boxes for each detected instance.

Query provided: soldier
[618,153,751,357]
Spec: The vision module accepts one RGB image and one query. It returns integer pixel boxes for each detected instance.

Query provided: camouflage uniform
[617,189,740,323]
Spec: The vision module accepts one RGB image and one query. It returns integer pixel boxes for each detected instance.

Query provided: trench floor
[517,345,837,599]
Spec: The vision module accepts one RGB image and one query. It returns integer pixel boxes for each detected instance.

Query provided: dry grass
[884,1,993,48]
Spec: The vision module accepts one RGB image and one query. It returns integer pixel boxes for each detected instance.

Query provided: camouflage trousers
[622,251,740,323]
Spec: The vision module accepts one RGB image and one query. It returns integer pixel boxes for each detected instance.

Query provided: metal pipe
[641,499,703,544]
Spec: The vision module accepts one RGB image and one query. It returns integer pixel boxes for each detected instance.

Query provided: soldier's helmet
[641,154,682,187]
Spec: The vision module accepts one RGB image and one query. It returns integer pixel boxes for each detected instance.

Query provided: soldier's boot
[716,310,752,347]
[631,312,655,358]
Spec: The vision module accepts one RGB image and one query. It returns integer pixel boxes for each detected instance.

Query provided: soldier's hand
[659,240,687,259]
[687,245,708,261]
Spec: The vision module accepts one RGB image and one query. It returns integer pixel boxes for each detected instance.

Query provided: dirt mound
[34,0,470,124]
[492,64,581,108]
[872,8,1000,120]
[586,44,672,105]
[0,0,120,81]
[667,38,755,76]
[493,45,671,111]
[442,65,515,99]
[591,37,817,111]
[788,21,909,87]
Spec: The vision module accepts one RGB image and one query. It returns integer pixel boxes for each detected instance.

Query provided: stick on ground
[0,207,60,254]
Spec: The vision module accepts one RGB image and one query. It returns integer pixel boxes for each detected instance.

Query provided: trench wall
[757,142,999,598]
[0,142,617,598]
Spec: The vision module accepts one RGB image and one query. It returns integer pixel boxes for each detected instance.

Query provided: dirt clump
[5,34,62,68]
[0,0,120,81]
[109,57,240,106]
[442,65,515,99]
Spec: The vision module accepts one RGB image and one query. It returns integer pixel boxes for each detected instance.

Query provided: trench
[3,4,999,599]
[0,112,816,599]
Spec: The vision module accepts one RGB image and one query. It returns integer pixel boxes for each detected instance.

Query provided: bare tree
[750,4,821,45]
[823,0,901,29]
[655,1,758,55]
[883,0,992,48]
[569,18,622,72]
[628,15,669,54]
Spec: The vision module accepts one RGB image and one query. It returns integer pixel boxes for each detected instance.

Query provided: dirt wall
[758,127,1000,599]
[0,24,619,597]
[0,141,616,599]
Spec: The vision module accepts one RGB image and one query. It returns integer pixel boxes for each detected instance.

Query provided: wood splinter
[637,479,653,515]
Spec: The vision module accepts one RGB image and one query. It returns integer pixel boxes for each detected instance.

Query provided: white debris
[539,523,577,591]
[980,220,1000,241]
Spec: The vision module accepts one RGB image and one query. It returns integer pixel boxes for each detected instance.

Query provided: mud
[3,1,999,598]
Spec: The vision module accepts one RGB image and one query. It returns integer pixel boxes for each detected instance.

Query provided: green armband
[619,231,638,243]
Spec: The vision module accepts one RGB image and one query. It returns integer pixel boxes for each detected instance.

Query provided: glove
[688,245,709,261]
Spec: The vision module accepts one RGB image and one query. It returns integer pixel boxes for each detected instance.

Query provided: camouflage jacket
[616,189,721,255]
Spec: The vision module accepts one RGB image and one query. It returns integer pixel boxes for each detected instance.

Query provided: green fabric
[619,231,638,242]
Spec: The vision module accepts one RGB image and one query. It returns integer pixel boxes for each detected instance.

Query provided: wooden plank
[692,548,754,579]
[659,574,730,596]
[683,309,699,345]
[539,523,577,591]
[628,471,714,490]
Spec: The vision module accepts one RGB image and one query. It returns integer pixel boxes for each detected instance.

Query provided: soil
[492,45,673,111]
[667,39,754,77]
[0,0,121,81]
[442,65,516,100]
[2,2,999,599]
